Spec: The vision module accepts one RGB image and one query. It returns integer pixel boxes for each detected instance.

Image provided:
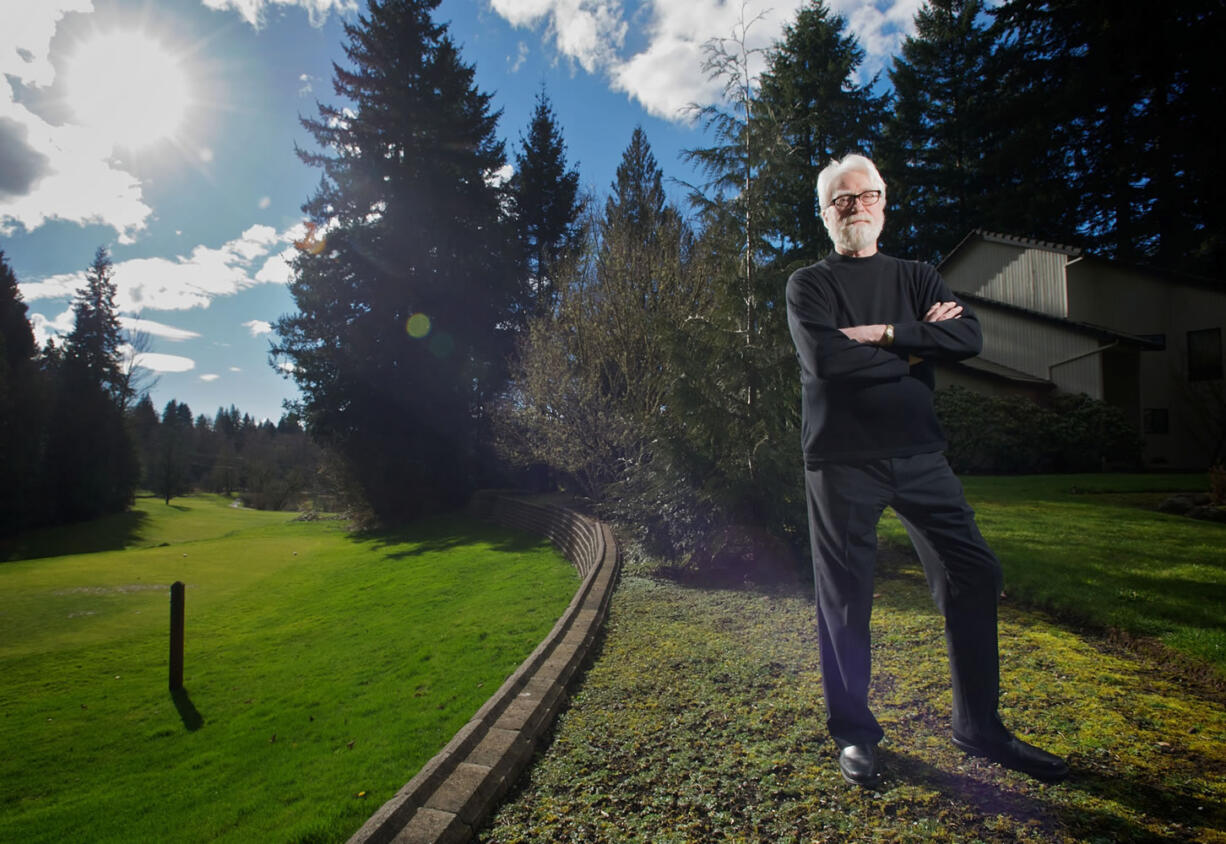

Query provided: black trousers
[804,451,1010,748]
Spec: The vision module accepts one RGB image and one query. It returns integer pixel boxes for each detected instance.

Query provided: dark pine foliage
[41,247,139,524]
[0,252,43,536]
[509,87,583,315]
[880,0,998,263]
[987,0,1225,275]
[755,0,886,260]
[275,0,519,522]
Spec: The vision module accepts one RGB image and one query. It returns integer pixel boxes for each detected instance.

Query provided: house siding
[975,305,1103,398]
[935,231,1225,469]
[943,240,1069,318]
[1068,259,1226,468]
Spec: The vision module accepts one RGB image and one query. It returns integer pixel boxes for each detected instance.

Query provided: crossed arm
[838,300,963,345]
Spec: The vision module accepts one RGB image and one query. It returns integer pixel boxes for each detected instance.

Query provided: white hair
[816,154,886,209]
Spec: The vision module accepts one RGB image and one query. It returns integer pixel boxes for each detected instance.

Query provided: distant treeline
[130,398,323,511]
[0,248,322,539]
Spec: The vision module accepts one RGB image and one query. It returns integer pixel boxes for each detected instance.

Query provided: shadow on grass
[358,514,552,560]
[171,687,205,732]
[1064,767,1226,840]
[0,508,152,563]
[887,749,1192,844]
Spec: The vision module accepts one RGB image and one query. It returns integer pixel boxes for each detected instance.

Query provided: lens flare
[406,313,431,338]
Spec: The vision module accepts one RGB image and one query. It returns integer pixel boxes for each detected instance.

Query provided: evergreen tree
[510,88,583,313]
[881,0,997,262]
[667,11,814,558]
[41,247,138,524]
[496,129,703,501]
[275,0,516,521]
[755,0,887,258]
[66,247,126,405]
[991,0,1225,274]
[128,393,159,490]
[150,400,193,504]
[0,252,43,536]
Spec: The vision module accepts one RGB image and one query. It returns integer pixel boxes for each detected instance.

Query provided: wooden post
[169,581,185,691]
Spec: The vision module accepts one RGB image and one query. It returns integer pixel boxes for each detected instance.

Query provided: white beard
[829,213,884,254]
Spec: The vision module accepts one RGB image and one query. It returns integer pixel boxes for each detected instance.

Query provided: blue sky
[2,0,920,423]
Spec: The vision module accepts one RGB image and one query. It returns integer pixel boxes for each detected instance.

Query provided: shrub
[934,385,1143,474]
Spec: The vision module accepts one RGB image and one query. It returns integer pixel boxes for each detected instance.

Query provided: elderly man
[785,153,1068,787]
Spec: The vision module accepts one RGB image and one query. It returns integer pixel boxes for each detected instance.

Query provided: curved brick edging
[345,492,620,844]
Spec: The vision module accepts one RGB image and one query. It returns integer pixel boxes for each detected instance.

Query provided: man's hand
[924,301,962,322]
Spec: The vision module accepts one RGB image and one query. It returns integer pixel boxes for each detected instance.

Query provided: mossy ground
[479,547,1226,843]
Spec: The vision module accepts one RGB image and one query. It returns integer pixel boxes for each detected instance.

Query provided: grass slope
[481,474,1226,843]
[0,495,577,844]
[877,473,1225,673]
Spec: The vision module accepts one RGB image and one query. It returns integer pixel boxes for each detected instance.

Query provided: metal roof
[938,229,1082,270]
[958,292,1164,349]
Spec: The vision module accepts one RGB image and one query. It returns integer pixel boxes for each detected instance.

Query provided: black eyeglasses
[828,190,882,211]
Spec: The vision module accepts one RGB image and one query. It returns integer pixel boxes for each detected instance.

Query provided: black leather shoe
[838,744,882,786]
[953,734,1069,782]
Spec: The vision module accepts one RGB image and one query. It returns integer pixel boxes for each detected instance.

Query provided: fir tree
[991,0,1226,274]
[275,0,516,521]
[40,246,139,524]
[755,0,886,258]
[0,252,43,535]
[66,247,125,405]
[510,88,582,313]
[881,0,997,262]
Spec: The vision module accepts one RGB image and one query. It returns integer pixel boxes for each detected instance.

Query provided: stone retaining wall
[345,492,620,844]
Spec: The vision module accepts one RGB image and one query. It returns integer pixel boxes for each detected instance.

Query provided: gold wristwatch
[882,324,895,346]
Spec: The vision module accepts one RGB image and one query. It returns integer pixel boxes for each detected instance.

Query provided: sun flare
[64,31,190,149]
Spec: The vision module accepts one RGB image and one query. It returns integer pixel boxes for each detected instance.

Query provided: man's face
[823,170,885,255]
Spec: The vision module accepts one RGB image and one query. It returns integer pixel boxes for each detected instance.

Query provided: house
[936,230,1226,470]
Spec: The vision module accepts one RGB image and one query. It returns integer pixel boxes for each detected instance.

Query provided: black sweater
[785,252,982,466]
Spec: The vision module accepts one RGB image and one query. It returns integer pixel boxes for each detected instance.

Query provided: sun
[64,31,191,150]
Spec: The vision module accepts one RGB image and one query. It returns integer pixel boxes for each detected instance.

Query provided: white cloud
[510,41,530,73]
[132,351,195,373]
[258,196,272,209]
[0,1,92,89]
[491,0,627,74]
[119,316,201,341]
[200,0,359,29]
[20,223,300,312]
[243,319,273,336]
[200,373,221,382]
[492,0,922,121]
[29,308,75,348]
[0,2,156,241]
[229,366,242,372]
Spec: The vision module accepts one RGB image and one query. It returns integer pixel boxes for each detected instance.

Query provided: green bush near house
[0,494,577,844]
[935,386,1145,474]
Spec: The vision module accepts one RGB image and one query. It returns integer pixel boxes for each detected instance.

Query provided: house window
[1143,408,1169,435]
[1187,328,1223,381]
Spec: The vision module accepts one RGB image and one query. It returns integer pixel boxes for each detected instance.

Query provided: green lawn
[877,473,1225,673]
[0,495,578,844]
[480,474,1226,843]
